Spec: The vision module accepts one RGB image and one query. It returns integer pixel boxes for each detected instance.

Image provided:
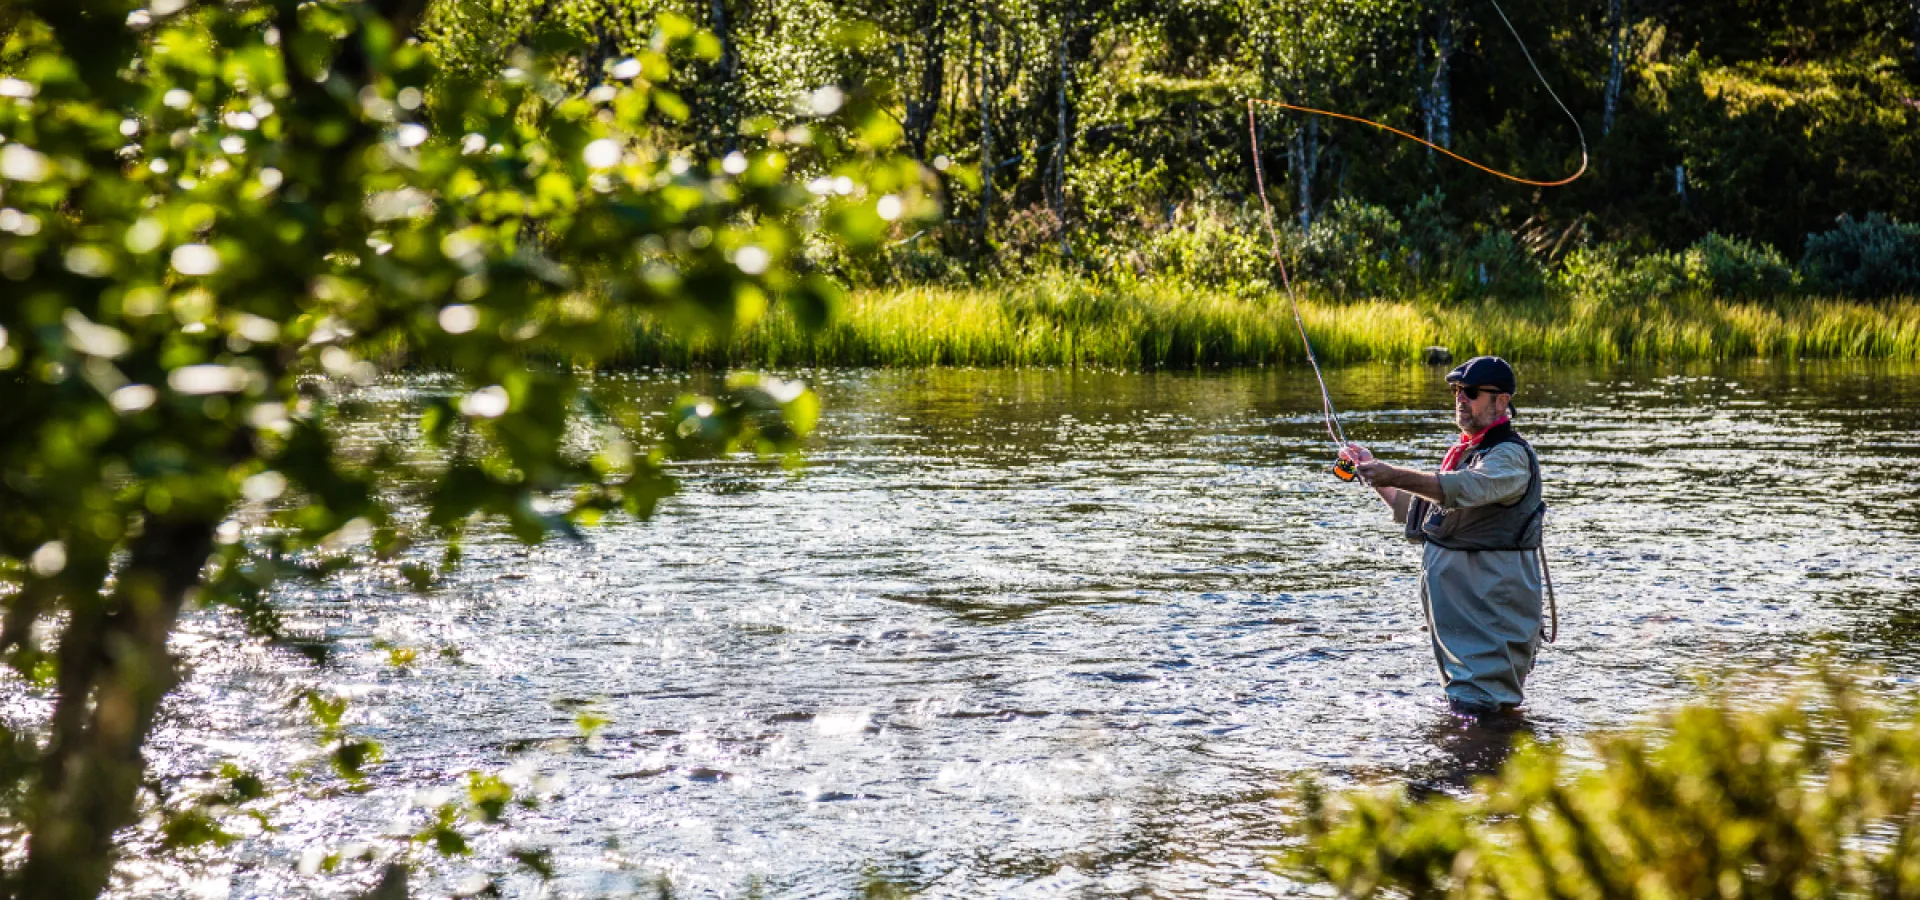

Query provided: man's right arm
[1345,444,1445,505]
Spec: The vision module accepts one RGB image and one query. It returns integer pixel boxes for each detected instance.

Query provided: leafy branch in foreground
[0,0,929,895]
[1291,674,1920,899]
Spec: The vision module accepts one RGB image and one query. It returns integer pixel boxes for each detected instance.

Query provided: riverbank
[613,276,1920,369]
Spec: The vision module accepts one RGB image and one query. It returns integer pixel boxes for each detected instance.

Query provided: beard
[1456,403,1500,433]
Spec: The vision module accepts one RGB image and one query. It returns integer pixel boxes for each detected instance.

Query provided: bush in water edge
[1290,674,1920,899]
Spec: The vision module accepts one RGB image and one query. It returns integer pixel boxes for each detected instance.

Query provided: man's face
[1451,383,1509,432]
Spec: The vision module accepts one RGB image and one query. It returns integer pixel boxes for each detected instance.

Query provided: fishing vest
[1403,423,1545,552]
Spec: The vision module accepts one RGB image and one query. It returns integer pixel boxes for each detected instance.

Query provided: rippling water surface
[130,362,1920,897]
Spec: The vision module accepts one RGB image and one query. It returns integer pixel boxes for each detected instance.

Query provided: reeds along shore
[609,276,1920,369]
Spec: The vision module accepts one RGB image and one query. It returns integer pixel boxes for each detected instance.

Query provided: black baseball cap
[1445,356,1516,394]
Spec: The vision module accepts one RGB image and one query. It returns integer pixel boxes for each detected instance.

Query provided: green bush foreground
[1293,676,1920,899]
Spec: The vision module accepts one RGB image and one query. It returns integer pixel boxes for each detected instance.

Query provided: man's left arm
[1435,443,1531,509]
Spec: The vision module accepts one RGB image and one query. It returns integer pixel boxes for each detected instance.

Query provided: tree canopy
[421,0,1919,269]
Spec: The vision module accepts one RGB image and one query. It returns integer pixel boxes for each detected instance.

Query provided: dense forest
[424,0,1920,298]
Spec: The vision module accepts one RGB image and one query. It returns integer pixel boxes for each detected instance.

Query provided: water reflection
[1406,712,1534,800]
[86,361,1920,897]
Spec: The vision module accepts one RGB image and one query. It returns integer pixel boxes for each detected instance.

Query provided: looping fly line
[1248,0,1589,188]
[1246,0,1586,483]
[1246,99,1585,188]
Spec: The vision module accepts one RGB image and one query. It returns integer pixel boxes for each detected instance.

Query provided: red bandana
[1440,416,1510,472]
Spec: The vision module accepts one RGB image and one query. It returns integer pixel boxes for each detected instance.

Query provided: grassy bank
[614,276,1920,369]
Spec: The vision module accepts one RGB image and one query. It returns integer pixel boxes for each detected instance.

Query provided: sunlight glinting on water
[110,362,1920,897]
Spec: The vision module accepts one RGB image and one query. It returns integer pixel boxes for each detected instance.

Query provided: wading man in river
[1340,357,1548,718]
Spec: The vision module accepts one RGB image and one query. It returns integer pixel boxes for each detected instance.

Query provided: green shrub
[1138,200,1277,290]
[812,226,973,288]
[1449,230,1548,304]
[1400,192,1466,284]
[1068,145,1168,238]
[1685,233,1797,298]
[1629,251,1691,299]
[997,205,1071,275]
[1557,244,1687,307]
[1801,213,1920,298]
[1555,245,1624,302]
[1301,199,1408,298]
[1293,676,1920,899]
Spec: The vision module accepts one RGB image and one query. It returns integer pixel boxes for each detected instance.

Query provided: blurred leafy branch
[0,0,929,895]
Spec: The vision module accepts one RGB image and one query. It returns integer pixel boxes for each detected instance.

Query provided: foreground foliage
[1295,677,1920,899]
[0,0,921,896]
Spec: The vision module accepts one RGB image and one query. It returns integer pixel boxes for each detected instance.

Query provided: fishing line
[1246,0,1587,483]
[1245,103,1357,482]
[1248,0,1589,188]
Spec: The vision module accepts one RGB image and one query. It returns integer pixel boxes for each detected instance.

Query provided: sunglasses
[1450,384,1508,401]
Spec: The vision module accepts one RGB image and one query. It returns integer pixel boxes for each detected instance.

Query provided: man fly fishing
[1243,0,1575,719]
[1339,357,1550,719]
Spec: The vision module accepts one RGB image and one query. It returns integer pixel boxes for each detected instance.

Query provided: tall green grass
[611,275,1920,368]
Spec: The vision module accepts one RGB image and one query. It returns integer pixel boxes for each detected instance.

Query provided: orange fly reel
[1334,458,1359,482]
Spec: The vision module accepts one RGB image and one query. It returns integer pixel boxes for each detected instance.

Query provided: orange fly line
[1246,0,1590,189]
[1244,0,1587,484]
[1246,98,1586,189]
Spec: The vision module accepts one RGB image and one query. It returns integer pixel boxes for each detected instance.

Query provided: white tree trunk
[1603,0,1627,136]
[1431,6,1452,150]
[977,6,995,246]
[1053,29,1070,255]
[1292,119,1318,230]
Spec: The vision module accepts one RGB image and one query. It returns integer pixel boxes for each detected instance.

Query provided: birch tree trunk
[1417,39,1432,158]
[977,4,995,249]
[1603,0,1627,136]
[1431,5,1453,150]
[1291,119,1318,230]
[1053,25,1071,255]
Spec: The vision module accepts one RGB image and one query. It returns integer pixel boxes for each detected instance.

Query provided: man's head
[1446,356,1516,433]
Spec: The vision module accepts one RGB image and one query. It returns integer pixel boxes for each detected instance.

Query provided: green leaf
[510,847,556,879]
[160,809,235,849]
[468,771,514,823]
[331,739,382,781]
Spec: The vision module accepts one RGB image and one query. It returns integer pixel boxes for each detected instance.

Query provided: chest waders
[1403,423,1559,644]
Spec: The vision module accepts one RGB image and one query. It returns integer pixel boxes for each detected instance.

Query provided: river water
[125,362,1920,897]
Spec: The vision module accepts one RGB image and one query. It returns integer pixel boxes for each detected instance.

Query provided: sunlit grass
[609,274,1920,368]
